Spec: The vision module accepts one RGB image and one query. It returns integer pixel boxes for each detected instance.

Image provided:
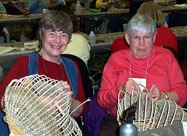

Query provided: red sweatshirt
[98,46,187,116]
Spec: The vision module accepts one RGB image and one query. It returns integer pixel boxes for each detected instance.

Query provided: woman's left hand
[1,97,4,109]
[125,79,141,94]
[147,84,161,100]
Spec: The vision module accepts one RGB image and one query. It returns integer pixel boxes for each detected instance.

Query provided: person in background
[0,24,9,43]
[111,1,178,56]
[0,10,86,118]
[0,1,10,43]
[129,0,150,19]
[0,1,6,13]
[98,13,187,135]
[63,33,91,65]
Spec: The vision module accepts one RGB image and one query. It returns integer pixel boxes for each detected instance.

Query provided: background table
[160,4,187,13]
[0,14,42,25]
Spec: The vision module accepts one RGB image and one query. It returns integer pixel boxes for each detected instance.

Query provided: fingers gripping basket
[117,87,187,132]
[3,74,82,136]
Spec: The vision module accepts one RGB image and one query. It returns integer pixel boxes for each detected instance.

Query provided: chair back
[161,45,178,59]
[61,54,94,98]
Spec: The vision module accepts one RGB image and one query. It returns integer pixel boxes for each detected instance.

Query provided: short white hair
[127,13,156,36]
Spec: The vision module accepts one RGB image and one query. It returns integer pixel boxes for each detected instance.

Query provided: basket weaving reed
[117,87,187,132]
[3,74,82,136]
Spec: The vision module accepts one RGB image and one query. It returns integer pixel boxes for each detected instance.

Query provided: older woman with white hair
[99,13,186,115]
[98,13,187,136]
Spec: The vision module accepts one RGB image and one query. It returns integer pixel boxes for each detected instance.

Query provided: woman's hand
[125,79,141,94]
[1,97,4,109]
[147,84,161,100]
[70,99,83,117]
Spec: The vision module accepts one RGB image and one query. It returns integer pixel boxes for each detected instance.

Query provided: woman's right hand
[125,79,140,94]
[70,99,83,117]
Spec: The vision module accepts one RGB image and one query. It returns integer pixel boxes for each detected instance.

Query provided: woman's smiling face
[42,29,70,57]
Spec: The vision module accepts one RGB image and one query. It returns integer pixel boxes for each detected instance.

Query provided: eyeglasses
[131,35,153,44]
[46,30,69,39]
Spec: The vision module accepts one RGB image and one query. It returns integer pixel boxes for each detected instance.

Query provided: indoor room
[0,0,187,136]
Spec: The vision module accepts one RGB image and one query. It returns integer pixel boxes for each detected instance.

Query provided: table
[0,13,42,25]
[0,41,38,80]
[74,9,129,18]
[91,32,124,52]
[0,41,38,64]
[171,26,187,40]
[160,4,187,13]
[0,13,42,41]
[0,9,129,24]
[92,26,187,50]
[74,8,129,33]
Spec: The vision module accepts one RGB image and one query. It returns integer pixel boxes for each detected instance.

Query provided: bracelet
[162,92,169,100]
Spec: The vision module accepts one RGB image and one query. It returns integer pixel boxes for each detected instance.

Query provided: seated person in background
[63,33,91,65]
[129,0,147,19]
[0,10,86,117]
[0,24,8,43]
[98,13,187,135]
[0,1,6,14]
[0,7,9,43]
[111,1,178,56]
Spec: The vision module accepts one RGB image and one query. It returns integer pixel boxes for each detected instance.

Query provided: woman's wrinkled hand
[125,79,141,94]
[147,84,161,100]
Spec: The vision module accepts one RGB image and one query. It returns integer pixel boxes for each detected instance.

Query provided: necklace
[40,52,64,79]
[129,50,150,79]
